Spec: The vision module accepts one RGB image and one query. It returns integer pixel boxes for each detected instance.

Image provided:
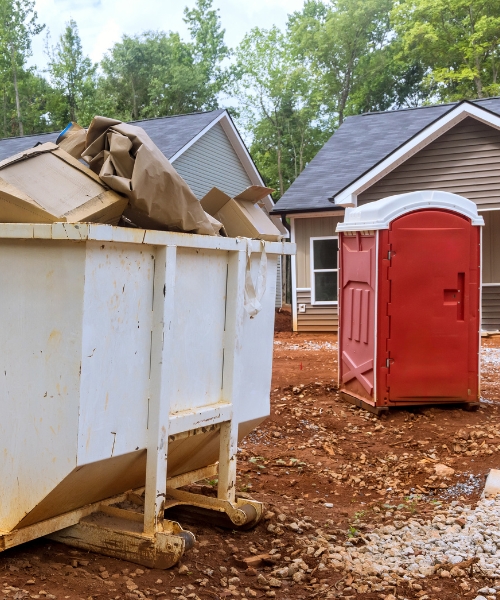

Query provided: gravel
[273,340,337,352]
[329,497,500,580]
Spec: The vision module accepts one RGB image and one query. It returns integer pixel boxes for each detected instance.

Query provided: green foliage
[0,70,54,136]
[46,20,97,126]
[288,0,395,125]
[233,26,327,197]
[0,0,500,201]
[393,0,500,100]
[99,0,229,121]
[0,0,45,135]
[100,31,201,120]
[183,0,230,105]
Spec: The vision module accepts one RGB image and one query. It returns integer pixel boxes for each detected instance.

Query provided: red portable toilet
[336,190,483,413]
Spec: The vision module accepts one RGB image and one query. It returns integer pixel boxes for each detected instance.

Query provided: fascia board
[285,210,345,219]
[333,102,500,207]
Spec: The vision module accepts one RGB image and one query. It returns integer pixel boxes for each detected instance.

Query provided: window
[311,237,338,304]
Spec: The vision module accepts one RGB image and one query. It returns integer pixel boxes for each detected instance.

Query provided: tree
[100,0,230,121]
[142,31,213,117]
[233,26,325,197]
[0,0,44,135]
[100,33,153,121]
[101,31,206,120]
[46,19,97,126]
[0,70,54,137]
[393,0,500,100]
[346,42,429,113]
[183,0,230,108]
[288,0,394,127]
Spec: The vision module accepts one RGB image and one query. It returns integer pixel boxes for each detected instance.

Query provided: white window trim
[310,236,338,305]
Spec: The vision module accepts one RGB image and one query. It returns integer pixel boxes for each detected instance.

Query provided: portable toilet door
[336,190,484,413]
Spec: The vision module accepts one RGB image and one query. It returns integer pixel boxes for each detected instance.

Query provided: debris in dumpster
[56,121,87,159]
[0,142,128,224]
[201,185,282,241]
[80,116,217,235]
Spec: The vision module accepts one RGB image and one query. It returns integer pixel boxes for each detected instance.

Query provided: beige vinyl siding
[173,123,252,200]
[297,289,338,332]
[358,117,500,207]
[481,211,500,284]
[294,215,344,288]
[482,285,500,331]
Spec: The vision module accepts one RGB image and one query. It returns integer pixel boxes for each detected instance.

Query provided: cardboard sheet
[201,186,282,241]
[0,143,128,224]
[56,122,87,159]
[81,116,216,236]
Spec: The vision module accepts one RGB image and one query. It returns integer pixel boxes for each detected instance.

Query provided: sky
[30,0,306,69]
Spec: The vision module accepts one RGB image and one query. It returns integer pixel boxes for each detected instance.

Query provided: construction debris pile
[0,117,282,241]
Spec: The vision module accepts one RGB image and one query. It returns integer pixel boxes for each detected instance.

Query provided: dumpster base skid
[165,487,263,529]
[48,508,190,569]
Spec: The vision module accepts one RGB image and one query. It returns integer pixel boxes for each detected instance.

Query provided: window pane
[315,271,338,302]
[313,239,338,270]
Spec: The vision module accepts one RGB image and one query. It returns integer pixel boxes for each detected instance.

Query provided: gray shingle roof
[272,98,500,214]
[0,109,225,162]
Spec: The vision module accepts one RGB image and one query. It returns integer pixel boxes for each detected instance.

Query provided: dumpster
[0,222,294,567]
[336,190,483,414]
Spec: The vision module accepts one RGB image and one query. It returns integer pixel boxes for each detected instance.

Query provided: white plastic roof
[336,190,484,232]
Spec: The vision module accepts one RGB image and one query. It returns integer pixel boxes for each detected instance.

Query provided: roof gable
[173,122,253,199]
[272,97,500,214]
[357,117,500,207]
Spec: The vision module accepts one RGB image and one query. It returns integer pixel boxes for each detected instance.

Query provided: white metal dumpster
[0,222,294,567]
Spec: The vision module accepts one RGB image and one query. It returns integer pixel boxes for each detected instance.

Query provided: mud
[1,315,500,600]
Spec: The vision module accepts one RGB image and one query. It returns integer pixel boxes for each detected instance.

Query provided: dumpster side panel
[166,252,278,477]
[77,242,154,466]
[0,240,84,532]
[234,253,278,426]
[16,450,147,528]
[168,247,228,413]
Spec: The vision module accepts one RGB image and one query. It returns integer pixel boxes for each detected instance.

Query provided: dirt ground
[2,311,500,600]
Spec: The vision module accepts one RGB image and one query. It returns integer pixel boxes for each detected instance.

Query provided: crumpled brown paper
[78,116,216,236]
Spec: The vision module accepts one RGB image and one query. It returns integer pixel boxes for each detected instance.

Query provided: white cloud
[30,0,306,70]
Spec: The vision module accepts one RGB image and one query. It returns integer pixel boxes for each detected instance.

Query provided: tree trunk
[131,77,138,120]
[277,128,284,197]
[3,88,7,137]
[474,56,484,98]
[338,64,353,126]
[299,129,305,174]
[11,49,23,136]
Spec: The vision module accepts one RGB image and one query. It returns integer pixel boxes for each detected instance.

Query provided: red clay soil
[2,314,500,600]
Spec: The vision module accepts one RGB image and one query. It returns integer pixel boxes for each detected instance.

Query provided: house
[0,109,287,308]
[271,98,500,332]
